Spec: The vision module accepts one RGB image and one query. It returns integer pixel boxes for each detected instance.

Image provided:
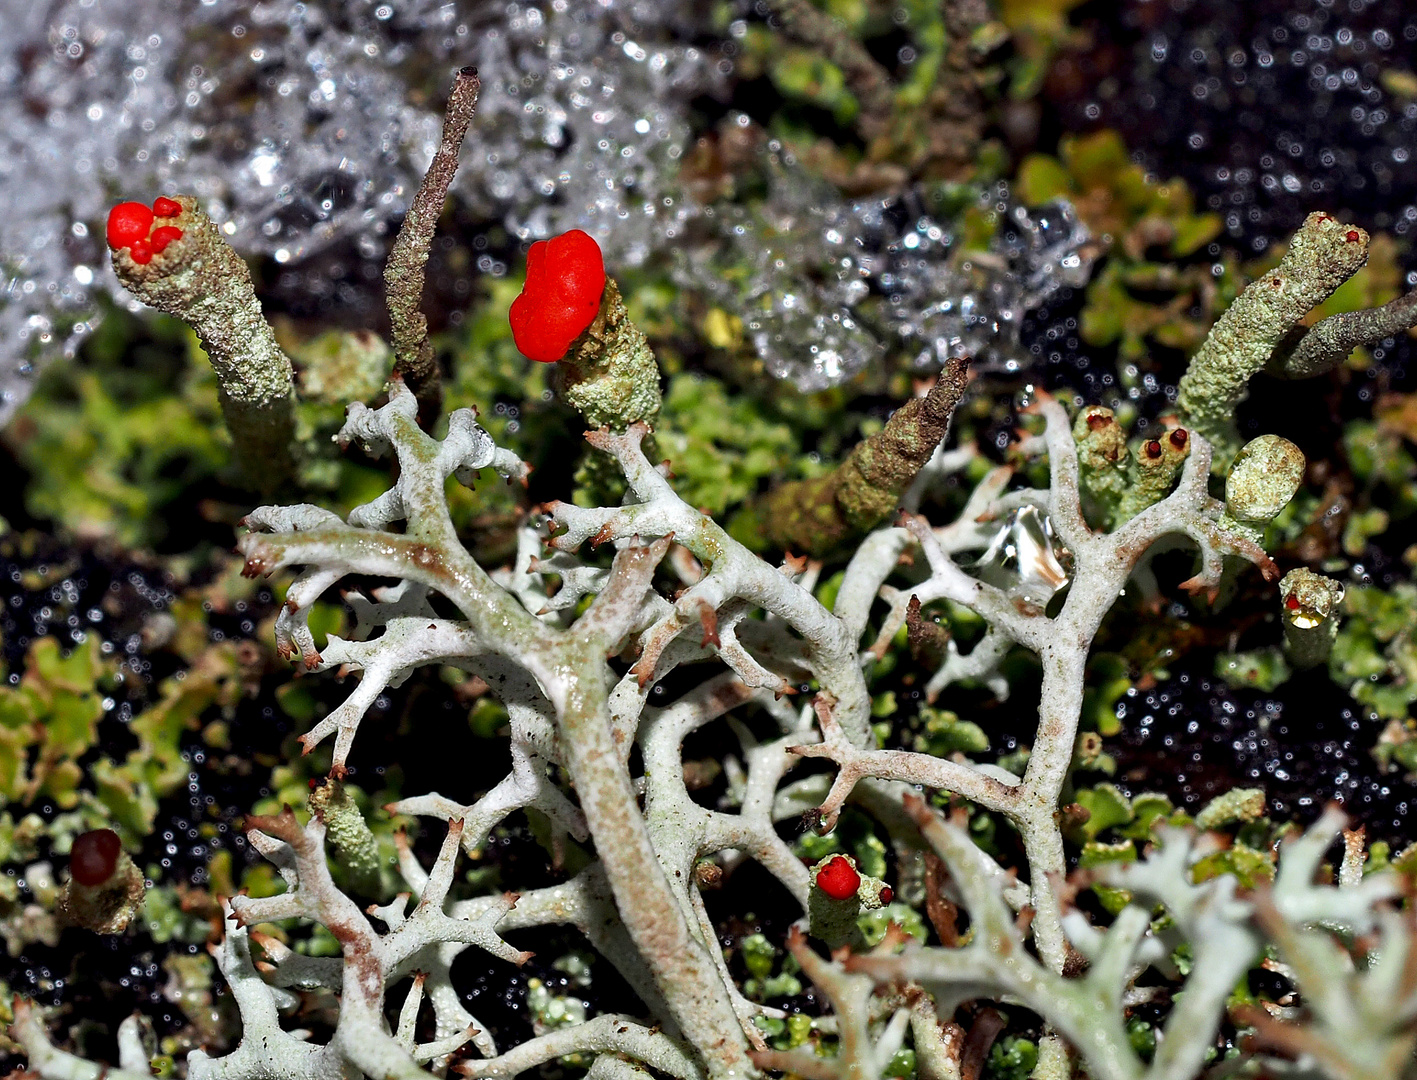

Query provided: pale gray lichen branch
[840,800,1404,1080]
[791,393,1280,973]
[27,222,1397,1080]
[237,384,766,1079]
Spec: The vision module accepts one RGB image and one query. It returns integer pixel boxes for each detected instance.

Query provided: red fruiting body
[879,886,893,904]
[150,225,184,254]
[815,855,860,900]
[106,202,154,249]
[1169,428,1188,448]
[1346,230,1361,242]
[152,196,183,218]
[71,828,122,887]
[509,229,606,363]
[1144,440,1163,459]
[1285,595,1301,610]
[129,239,154,264]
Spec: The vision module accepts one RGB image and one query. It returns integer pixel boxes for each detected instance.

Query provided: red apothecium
[509,229,606,363]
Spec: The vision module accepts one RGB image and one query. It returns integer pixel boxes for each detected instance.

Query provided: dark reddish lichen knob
[815,855,861,900]
[509,229,606,363]
[70,828,123,887]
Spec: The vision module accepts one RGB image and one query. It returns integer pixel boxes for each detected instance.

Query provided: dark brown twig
[923,851,962,947]
[1268,288,1417,380]
[766,0,895,139]
[748,356,971,556]
[384,66,481,427]
[959,1007,1007,1080]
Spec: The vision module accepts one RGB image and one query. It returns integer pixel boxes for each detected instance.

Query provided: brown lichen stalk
[384,66,481,427]
[751,356,970,556]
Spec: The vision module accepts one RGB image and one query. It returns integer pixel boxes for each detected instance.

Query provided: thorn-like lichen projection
[747,357,970,555]
[1279,568,1345,670]
[384,67,481,426]
[108,194,297,488]
[557,278,663,432]
[1177,211,1370,470]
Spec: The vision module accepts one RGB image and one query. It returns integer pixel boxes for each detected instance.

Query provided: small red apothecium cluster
[106,197,185,264]
[509,229,605,362]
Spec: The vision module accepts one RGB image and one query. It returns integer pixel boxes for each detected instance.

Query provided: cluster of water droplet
[1080,0,1417,260]
[687,147,1094,391]
[0,0,1104,420]
[0,0,723,424]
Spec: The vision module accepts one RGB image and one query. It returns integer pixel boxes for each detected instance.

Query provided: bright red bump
[71,828,122,887]
[878,885,894,904]
[107,202,154,249]
[153,196,182,218]
[150,225,184,254]
[1285,594,1301,610]
[1346,230,1360,242]
[128,239,154,264]
[815,855,860,900]
[509,229,606,363]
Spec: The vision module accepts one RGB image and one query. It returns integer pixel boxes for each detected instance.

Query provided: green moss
[911,705,990,757]
[654,374,798,516]
[8,308,228,545]
[1331,584,1417,721]
[985,1034,1039,1080]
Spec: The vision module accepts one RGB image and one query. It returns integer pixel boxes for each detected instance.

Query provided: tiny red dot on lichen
[1169,428,1188,449]
[1144,440,1163,459]
[815,855,860,900]
[1346,230,1360,242]
[509,229,606,363]
[106,202,154,249]
[152,196,183,218]
[150,225,184,254]
[129,238,154,264]
[878,885,893,904]
[71,828,122,887]
[1285,595,1301,610]
[1086,413,1110,431]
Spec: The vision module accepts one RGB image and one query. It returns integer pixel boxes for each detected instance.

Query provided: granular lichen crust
[558,278,663,432]
[1224,434,1306,525]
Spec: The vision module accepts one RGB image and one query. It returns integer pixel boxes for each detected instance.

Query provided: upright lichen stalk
[108,195,298,487]
[385,66,482,426]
